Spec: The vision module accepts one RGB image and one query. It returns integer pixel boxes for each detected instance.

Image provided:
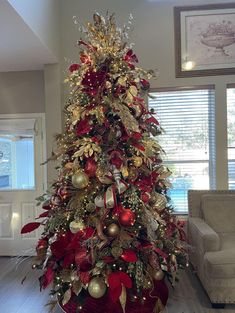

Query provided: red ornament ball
[118,208,136,227]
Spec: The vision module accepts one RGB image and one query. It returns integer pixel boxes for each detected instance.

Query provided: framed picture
[174,3,235,77]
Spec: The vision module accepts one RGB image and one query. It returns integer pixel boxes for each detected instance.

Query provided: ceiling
[0,0,57,72]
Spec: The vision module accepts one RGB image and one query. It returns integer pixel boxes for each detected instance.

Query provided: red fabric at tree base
[61,279,168,313]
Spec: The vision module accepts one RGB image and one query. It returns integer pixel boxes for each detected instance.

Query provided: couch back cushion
[201,194,235,233]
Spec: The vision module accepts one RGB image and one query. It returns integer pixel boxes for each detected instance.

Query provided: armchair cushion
[188,217,220,253]
[204,250,235,278]
[220,232,235,250]
[201,194,235,233]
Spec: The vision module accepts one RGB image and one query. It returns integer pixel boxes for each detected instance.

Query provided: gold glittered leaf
[62,288,72,306]
[110,101,139,134]
[72,280,82,296]
[129,85,138,96]
[119,285,127,313]
[118,76,127,86]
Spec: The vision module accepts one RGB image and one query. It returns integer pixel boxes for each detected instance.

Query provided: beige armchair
[188,190,235,308]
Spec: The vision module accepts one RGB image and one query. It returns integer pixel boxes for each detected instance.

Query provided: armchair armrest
[188,217,220,253]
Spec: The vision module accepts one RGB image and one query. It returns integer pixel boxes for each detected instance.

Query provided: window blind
[148,87,216,213]
[227,87,235,189]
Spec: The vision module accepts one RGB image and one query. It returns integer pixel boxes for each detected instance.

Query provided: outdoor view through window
[149,88,216,213]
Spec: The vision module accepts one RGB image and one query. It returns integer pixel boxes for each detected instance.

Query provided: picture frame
[174,3,235,77]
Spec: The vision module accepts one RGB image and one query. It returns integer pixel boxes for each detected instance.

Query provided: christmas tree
[21,13,187,313]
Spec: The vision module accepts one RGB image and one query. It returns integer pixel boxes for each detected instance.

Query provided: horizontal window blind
[227,88,235,189]
[149,88,216,213]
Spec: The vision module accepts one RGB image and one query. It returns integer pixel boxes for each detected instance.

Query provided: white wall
[60,0,235,87]
[44,64,62,183]
[7,0,60,60]
[0,71,45,114]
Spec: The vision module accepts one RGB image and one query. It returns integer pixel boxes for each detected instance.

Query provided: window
[0,119,35,190]
[227,87,235,190]
[149,87,216,213]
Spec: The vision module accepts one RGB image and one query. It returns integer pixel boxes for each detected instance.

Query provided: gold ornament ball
[72,171,89,189]
[88,277,107,299]
[153,269,165,281]
[86,202,96,212]
[69,220,85,234]
[107,223,120,237]
[133,156,143,167]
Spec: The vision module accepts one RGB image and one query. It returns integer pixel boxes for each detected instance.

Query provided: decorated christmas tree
[21,13,187,313]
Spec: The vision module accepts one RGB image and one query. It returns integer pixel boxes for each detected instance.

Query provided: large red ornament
[85,158,97,177]
[118,208,136,227]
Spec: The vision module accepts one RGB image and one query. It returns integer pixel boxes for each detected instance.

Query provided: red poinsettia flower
[51,231,74,260]
[85,158,97,177]
[121,249,137,262]
[108,271,132,302]
[69,63,81,73]
[124,49,138,63]
[135,172,159,193]
[76,119,93,137]
[82,70,107,88]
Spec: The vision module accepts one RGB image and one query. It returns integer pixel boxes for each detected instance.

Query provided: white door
[0,114,46,256]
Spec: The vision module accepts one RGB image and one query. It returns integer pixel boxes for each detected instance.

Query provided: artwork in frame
[174,3,235,77]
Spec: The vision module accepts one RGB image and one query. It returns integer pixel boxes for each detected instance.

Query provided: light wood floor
[0,257,234,313]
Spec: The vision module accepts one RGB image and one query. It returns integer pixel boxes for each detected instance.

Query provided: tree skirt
[60,280,168,313]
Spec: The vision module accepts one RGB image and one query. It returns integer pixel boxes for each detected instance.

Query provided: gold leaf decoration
[72,280,82,296]
[119,285,127,313]
[153,298,165,313]
[125,85,138,103]
[110,101,140,134]
[62,288,72,306]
